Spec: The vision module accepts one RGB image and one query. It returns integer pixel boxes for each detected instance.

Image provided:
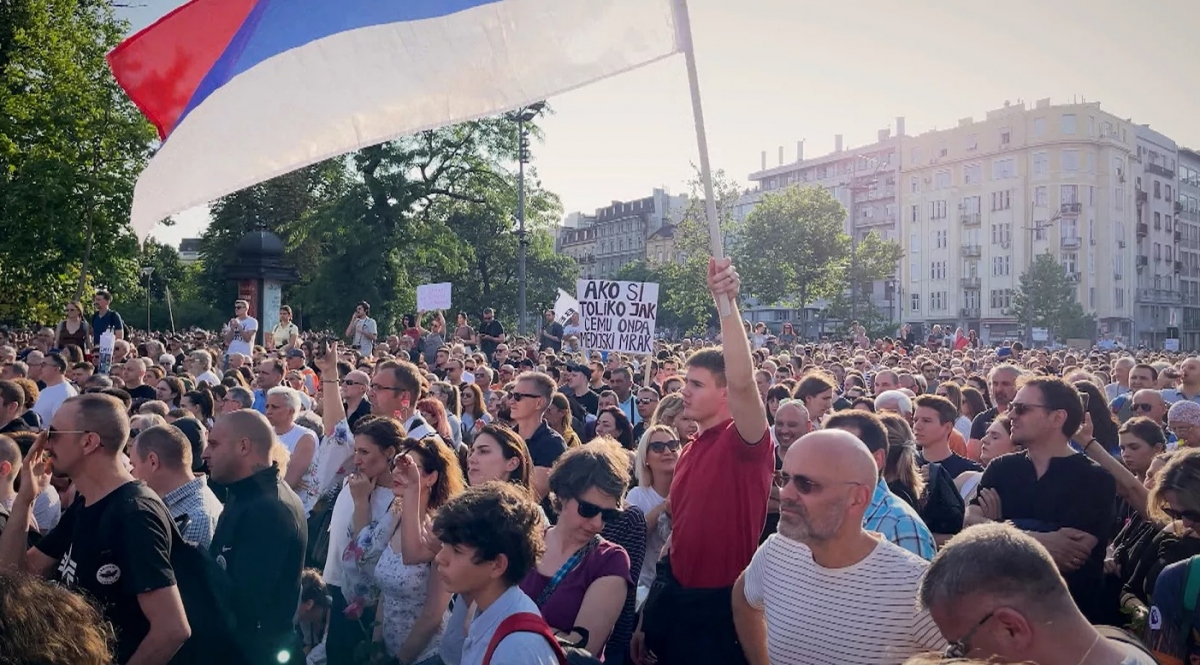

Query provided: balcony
[960,244,982,258]
[1137,255,1149,269]
[960,212,982,226]
[1178,201,1186,214]
[1137,190,1149,205]
[960,307,981,319]
[1177,230,1184,243]
[960,276,981,289]
[1060,236,1081,249]
[1060,202,1083,216]
[1066,271,1080,283]
[1147,163,1175,179]
[1137,222,1149,237]
[1137,288,1183,305]
[856,214,896,229]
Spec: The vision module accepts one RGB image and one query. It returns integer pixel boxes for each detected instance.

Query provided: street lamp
[506,101,546,336]
[141,266,155,331]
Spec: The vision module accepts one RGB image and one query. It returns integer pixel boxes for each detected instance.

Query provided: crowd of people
[2,267,1200,664]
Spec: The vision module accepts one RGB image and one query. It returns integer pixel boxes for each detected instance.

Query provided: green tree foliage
[1011,252,1096,342]
[0,0,156,323]
[734,186,850,309]
[824,231,905,337]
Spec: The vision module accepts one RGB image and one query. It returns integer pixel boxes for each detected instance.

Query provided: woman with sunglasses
[519,439,633,657]
[458,383,488,434]
[55,301,90,352]
[627,424,681,590]
[1139,450,1200,662]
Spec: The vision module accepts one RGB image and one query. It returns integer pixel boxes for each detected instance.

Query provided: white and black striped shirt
[743,533,945,664]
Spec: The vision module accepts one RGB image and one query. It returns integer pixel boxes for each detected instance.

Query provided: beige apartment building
[899,99,1137,344]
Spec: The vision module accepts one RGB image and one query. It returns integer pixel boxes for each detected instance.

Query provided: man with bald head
[732,430,943,664]
[205,410,306,663]
[1130,389,1170,431]
[761,400,812,540]
[122,357,156,401]
[341,368,371,429]
[873,369,899,394]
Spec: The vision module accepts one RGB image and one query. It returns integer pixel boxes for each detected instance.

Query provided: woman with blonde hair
[627,424,681,589]
[651,393,684,433]
[548,392,582,448]
[878,412,925,510]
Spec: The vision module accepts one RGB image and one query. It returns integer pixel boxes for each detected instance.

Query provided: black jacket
[209,465,307,662]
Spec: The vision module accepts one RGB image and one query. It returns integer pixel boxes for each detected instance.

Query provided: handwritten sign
[416,283,452,311]
[554,289,580,325]
[576,279,659,354]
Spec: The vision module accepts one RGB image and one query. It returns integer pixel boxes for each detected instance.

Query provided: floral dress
[342,504,394,620]
[372,524,446,662]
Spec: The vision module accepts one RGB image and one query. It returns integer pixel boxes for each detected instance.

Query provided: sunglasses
[944,609,996,658]
[773,471,863,494]
[1164,506,1200,523]
[508,392,542,403]
[576,498,622,523]
[636,398,657,405]
[1007,401,1048,416]
[1132,403,1155,412]
[648,440,682,454]
[47,427,88,441]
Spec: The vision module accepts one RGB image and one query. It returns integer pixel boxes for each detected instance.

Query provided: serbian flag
[109,0,684,238]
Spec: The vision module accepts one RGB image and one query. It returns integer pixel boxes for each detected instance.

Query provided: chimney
[778,146,784,166]
[835,134,844,152]
[761,151,767,171]
[797,140,805,162]
[878,128,890,142]
[896,116,906,137]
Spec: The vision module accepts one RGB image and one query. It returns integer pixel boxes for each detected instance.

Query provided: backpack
[1145,555,1200,665]
[919,462,966,535]
[482,612,600,665]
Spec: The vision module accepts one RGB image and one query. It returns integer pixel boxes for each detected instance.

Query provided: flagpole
[675,0,733,317]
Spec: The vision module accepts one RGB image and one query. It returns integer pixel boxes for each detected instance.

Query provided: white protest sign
[576,279,659,354]
[416,283,452,311]
[554,289,580,325]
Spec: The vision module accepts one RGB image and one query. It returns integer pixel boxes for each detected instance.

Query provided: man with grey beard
[731,430,943,664]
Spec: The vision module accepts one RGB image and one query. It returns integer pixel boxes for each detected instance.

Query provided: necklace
[1074,633,1101,665]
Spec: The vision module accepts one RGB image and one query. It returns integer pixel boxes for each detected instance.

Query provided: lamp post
[507,101,546,336]
[141,266,155,331]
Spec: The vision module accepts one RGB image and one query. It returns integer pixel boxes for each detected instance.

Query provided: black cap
[566,362,592,378]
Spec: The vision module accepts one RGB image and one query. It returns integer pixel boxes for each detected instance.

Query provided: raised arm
[708,258,768,444]
[320,343,347,436]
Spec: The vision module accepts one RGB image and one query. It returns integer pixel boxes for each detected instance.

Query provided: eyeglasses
[1132,403,1155,412]
[46,427,88,441]
[576,498,622,523]
[1007,402,1049,416]
[943,609,996,658]
[773,471,864,494]
[370,383,404,393]
[648,440,682,454]
[508,392,543,403]
[1164,506,1200,523]
[636,398,658,405]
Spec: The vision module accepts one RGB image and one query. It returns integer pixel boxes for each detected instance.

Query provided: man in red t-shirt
[633,257,773,665]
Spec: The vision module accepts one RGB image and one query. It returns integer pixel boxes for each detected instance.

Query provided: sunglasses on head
[576,498,622,523]
[648,440,682,454]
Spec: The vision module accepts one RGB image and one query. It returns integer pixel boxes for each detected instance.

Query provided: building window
[964,163,982,185]
[911,293,920,312]
[963,195,982,214]
[992,255,1011,276]
[966,134,978,150]
[991,190,1012,211]
[1034,186,1048,207]
[1033,152,1048,178]
[911,147,923,165]
[1062,252,1078,273]
[911,205,920,223]
[1062,149,1079,172]
[1033,117,1046,137]
[930,200,948,219]
[1061,184,1079,204]
[991,223,1011,245]
[1062,114,1077,134]
[910,232,921,252]
[935,169,951,189]
[1155,181,1162,199]
[1000,128,1011,146]
[911,177,920,194]
[1166,184,1173,200]
[1115,187,1125,211]
[1115,288,1124,308]
[936,230,948,249]
[930,261,947,280]
[992,158,1016,180]
[1155,212,1162,230]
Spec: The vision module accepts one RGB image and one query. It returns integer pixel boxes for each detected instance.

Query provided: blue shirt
[1162,389,1200,406]
[862,478,937,561]
[252,389,267,414]
[439,586,560,665]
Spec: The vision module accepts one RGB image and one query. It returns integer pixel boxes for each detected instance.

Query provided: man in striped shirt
[732,430,944,664]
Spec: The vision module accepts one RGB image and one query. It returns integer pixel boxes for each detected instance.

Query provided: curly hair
[432,481,546,586]
[0,570,115,664]
[548,437,630,510]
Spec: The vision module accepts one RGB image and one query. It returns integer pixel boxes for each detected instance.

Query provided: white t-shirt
[743,533,945,664]
[278,424,321,515]
[196,370,222,387]
[32,381,78,426]
[227,316,259,357]
[353,317,378,356]
[271,322,300,349]
[626,486,670,588]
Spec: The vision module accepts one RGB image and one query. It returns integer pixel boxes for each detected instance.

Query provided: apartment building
[1178,148,1200,350]
[557,188,687,279]
[1132,127,1183,348]
[899,99,1136,345]
[744,122,907,322]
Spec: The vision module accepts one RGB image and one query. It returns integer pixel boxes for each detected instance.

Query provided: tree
[1011,253,1096,342]
[733,186,849,309]
[824,231,905,337]
[0,0,156,324]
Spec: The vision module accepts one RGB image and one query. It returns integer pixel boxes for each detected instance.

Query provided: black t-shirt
[0,417,30,434]
[346,398,371,431]
[918,451,983,479]
[970,407,1000,440]
[37,482,176,664]
[479,319,505,358]
[20,410,41,431]
[972,451,1117,621]
[573,389,600,418]
[127,384,157,402]
[91,310,125,345]
[541,321,564,352]
[523,421,568,469]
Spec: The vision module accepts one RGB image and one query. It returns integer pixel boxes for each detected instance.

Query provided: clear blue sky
[118,0,1200,247]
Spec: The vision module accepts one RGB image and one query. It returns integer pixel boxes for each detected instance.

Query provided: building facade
[899,99,1136,345]
[558,188,687,279]
[744,122,907,323]
[1178,148,1200,350]
[1132,127,1182,348]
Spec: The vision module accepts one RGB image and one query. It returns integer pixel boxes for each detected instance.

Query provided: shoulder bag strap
[483,612,567,665]
[535,535,601,607]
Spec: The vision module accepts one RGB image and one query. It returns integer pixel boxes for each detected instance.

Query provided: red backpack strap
[482,612,568,665]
